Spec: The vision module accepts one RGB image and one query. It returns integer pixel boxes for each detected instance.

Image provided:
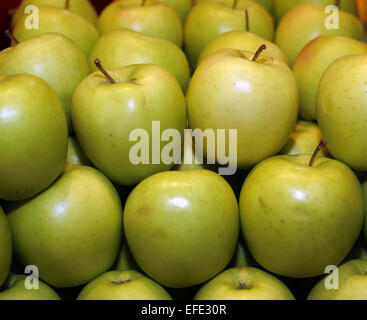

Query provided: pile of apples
[0,0,367,301]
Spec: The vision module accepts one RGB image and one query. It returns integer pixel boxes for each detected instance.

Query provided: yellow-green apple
[66,136,91,166]
[124,170,239,288]
[308,259,367,300]
[0,275,60,300]
[184,0,274,67]
[115,238,140,271]
[89,29,190,91]
[275,3,365,65]
[198,30,289,66]
[158,0,192,21]
[0,206,12,287]
[194,267,295,300]
[11,0,98,28]
[274,0,358,22]
[72,63,187,186]
[0,74,67,201]
[317,54,367,171]
[0,33,90,131]
[293,35,367,120]
[239,150,365,278]
[12,7,99,57]
[187,47,298,169]
[7,165,123,288]
[99,0,183,46]
[253,0,273,12]
[77,270,172,300]
[280,120,329,157]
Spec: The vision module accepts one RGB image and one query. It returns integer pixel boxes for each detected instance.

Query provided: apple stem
[232,0,238,9]
[65,0,70,9]
[94,59,116,84]
[5,29,19,45]
[245,9,249,32]
[252,44,266,62]
[309,140,328,167]
[142,0,146,6]
[335,0,340,8]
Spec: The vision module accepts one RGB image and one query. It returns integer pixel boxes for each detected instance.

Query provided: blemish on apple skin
[258,197,271,212]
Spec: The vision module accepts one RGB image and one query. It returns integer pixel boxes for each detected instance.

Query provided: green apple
[124,170,239,288]
[0,275,60,300]
[275,3,365,65]
[274,0,358,22]
[66,136,91,166]
[280,120,329,157]
[115,238,140,271]
[0,74,68,201]
[198,31,289,66]
[194,267,295,300]
[252,0,273,12]
[99,0,183,46]
[11,0,98,28]
[158,0,192,21]
[72,63,187,186]
[184,0,274,67]
[293,35,367,121]
[187,48,298,169]
[77,270,172,300]
[0,206,12,287]
[308,259,367,300]
[240,153,365,278]
[317,54,367,171]
[229,238,257,268]
[0,33,90,131]
[89,29,190,91]
[13,7,100,57]
[7,165,123,288]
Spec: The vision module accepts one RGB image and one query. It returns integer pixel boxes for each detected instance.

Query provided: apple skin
[7,165,123,288]
[77,270,172,300]
[194,267,295,300]
[0,275,60,300]
[0,206,12,287]
[229,238,258,268]
[11,0,98,28]
[0,74,68,201]
[115,238,140,272]
[13,7,100,58]
[157,0,192,21]
[72,63,187,186]
[0,33,90,131]
[293,35,367,121]
[317,54,367,171]
[253,0,273,13]
[274,0,358,22]
[184,0,274,67]
[198,31,289,66]
[308,259,367,300]
[89,29,190,91]
[280,120,329,157]
[99,0,183,47]
[275,3,365,65]
[240,155,365,278]
[66,136,91,166]
[187,48,298,169]
[124,170,239,288]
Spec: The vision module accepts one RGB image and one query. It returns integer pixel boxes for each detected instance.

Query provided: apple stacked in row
[0,0,367,301]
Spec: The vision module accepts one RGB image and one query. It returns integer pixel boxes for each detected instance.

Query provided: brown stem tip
[245,9,249,32]
[233,0,238,9]
[5,29,19,45]
[309,140,328,167]
[252,44,266,62]
[94,59,116,84]
[141,0,146,6]
[65,0,70,10]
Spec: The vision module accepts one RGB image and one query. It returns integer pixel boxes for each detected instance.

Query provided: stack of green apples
[0,0,367,301]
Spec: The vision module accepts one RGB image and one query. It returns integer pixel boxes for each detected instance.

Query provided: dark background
[0,0,112,50]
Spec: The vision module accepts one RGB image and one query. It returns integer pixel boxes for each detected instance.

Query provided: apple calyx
[5,29,19,45]
[65,0,70,10]
[110,279,132,285]
[94,59,116,84]
[245,9,249,32]
[309,140,328,167]
[252,44,267,62]
[232,0,238,10]
[237,282,251,290]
